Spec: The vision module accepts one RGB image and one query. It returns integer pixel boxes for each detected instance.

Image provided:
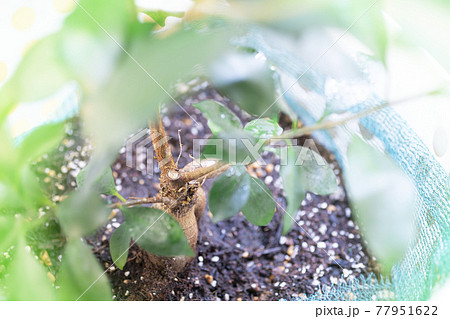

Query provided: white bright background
[0,0,448,171]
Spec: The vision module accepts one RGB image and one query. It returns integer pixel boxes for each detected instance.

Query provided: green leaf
[211,52,277,116]
[6,239,55,300]
[345,137,416,275]
[345,0,387,63]
[57,239,112,301]
[279,145,337,234]
[295,146,338,195]
[17,122,65,165]
[123,207,193,257]
[241,176,276,226]
[209,165,251,222]
[141,9,184,27]
[56,190,111,238]
[201,129,264,164]
[244,118,283,139]
[110,223,132,270]
[193,100,242,135]
[280,146,305,235]
[76,164,117,196]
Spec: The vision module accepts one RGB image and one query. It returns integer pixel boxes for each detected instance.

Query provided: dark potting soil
[86,82,378,301]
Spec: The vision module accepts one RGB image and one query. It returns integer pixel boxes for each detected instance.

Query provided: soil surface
[84,82,378,301]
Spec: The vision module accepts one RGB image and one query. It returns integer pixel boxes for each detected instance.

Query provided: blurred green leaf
[18,167,51,210]
[6,239,55,300]
[0,216,17,254]
[209,165,250,222]
[123,207,193,257]
[140,9,184,27]
[56,190,111,238]
[61,0,137,89]
[211,52,277,116]
[0,182,24,211]
[244,118,283,139]
[202,129,263,164]
[193,100,242,135]
[57,239,112,301]
[280,146,305,235]
[76,164,116,196]
[83,24,229,162]
[344,0,387,63]
[345,137,416,275]
[18,122,65,165]
[387,0,450,74]
[0,34,71,115]
[241,176,275,226]
[0,129,19,182]
[65,0,136,37]
[110,222,131,270]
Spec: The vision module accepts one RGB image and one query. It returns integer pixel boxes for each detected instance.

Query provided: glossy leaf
[18,122,65,165]
[6,239,55,300]
[295,146,338,195]
[279,145,337,234]
[345,137,416,275]
[241,176,276,226]
[244,118,283,139]
[123,207,193,257]
[110,223,132,270]
[56,189,111,238]
[280,146,306,235]
[193,100,242,135]
[211,52,277,116]
[76,164,117,196]
[57,239,112,301]
[209,165,250,222]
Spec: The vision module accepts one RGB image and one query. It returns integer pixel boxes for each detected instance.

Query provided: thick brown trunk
[146,117,209,274]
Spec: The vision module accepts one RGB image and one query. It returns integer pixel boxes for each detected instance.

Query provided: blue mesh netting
[237,28,450,301]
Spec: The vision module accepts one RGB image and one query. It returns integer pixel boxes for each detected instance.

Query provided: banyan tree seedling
[80,97,356,273]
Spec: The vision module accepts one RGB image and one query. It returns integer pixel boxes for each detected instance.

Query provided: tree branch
[149,116,177,179]
[109,196,174,209]
[180,161,229,183]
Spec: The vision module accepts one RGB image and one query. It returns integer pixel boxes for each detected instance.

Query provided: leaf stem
[115,191,126,202]
[275,90,440,140]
